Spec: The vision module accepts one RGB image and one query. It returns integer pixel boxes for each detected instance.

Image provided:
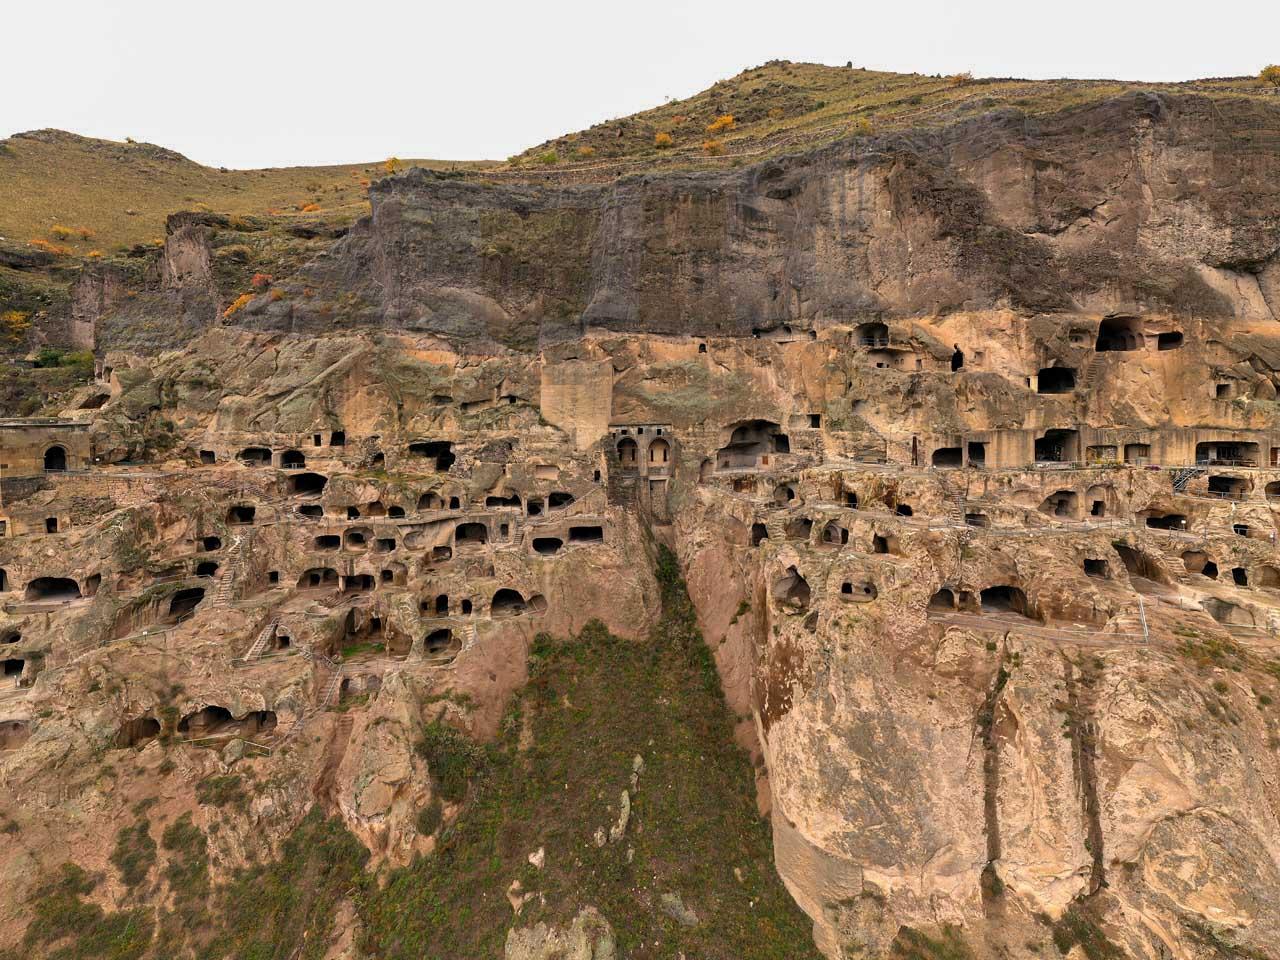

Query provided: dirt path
[312,712,354,809]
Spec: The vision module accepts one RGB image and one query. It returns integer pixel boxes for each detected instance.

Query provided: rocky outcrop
[226,94,1280,350]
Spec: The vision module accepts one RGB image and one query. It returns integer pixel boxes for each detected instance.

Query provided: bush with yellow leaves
[654,132,674,149]
[705,114,736,135]
[1261,65,1280,87]
[222,293,254,319]
[576,145,596,158]
[948,71,973,87]
[701,139,726,156]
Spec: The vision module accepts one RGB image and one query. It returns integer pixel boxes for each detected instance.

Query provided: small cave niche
[298,567,339,589]
[418,492,446,511]
[344,528,371,551]
[1036,367,1076,394]
[785,517,813,541]
[1114,544,1167,583]
[24,577,81,602]
[288,472,327,496]
[388,505,406,518]
[1144,512,1187,531]
[751,522,769,546]
[532,537,563,556]
[342,574,375,594]
[821,522,849,546]
[408,441,456,471]
[455,522,488,547]
[329,431,346,446]
[200,536,222,551]
[3,658,24,678]
[965,513,990,528]
[928,588,956,611]
[1039,490,1079,518]
[549,491,575,510]
[424,628,462,663]
[931,447,962,468]
[1095,315,1143,352]
[237,447,272,467]
[526,499,544,517]
[199,450,216,465]
[773,483,797,505]
[1157,331,1184,350]
[844,490,858,508]
[227,504,256,525]
[375,537,396,553]
[839,580,877,602]
[855,321,889,347]
[895,504,913,517]
[568,526,604,544]
[979,585,1030,617]
[280,449,306,469]
[1083,558,1109,579]
[115,716,161,749]
[297,504,323,518]
[168,587,205,619]
[1232,567,1249,587]
[0,719,30,751]
[1207,475,1249,497]
[486,492,522,509]
[491,588,534,618]
[771,566,811,610]
[195,561,219,578]
[1035,429,1078,463]
[80,392,110,410]
[872,534,895,555]
[1257,566,1280,590]
[950,348,964,372]
[315,534,340,550]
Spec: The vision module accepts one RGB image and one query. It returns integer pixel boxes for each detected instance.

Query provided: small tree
[948,71,973,87]
[1261,65,1280,87]
[383,156,403,175]
[654,132,674,149]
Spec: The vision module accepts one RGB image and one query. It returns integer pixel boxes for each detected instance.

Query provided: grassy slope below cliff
[4,547,819,960]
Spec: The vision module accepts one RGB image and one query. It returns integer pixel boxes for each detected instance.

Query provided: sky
[5,0,1279,169]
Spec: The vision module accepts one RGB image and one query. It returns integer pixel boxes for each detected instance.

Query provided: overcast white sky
[5,0,1279,169]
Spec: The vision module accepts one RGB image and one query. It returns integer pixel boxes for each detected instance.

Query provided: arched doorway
[43,446,67,472]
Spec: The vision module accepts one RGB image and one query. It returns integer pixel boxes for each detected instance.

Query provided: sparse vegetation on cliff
[358,546,816,959]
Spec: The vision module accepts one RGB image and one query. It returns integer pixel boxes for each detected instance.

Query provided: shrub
[86,249,103,259]
[110,818,157,888]
[49,225,76,240]
[196,773,247,809]
[416,796,443,835]
[250,272,273,290]
[701,138,726,156]
[948,71,974,87]
[414,721,488,803]
[576,145,596,158]
[1261,65,1280,87]
[384,156,402,175]
[706,113,736,135]
[853,117,874,136]
[300,202,321,212]
[1,310,31,340]
[222,293,254,319]
[538,150,559,165]
[654,132,674,149]
[29,238,72,256]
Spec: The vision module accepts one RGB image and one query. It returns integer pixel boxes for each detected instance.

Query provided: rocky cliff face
[223,93,1280,351]
[6,87,1280,960]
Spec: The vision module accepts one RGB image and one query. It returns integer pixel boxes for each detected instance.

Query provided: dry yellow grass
[508,60,1280,172]
[0,130,491,253]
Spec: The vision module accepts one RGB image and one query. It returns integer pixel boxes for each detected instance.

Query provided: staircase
[944,493,966,526]
[1171,466,1205,493]
[1078,354,1101,389]
[210,538,243,607]
[319,664,345,708]
[243,618,278,660]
